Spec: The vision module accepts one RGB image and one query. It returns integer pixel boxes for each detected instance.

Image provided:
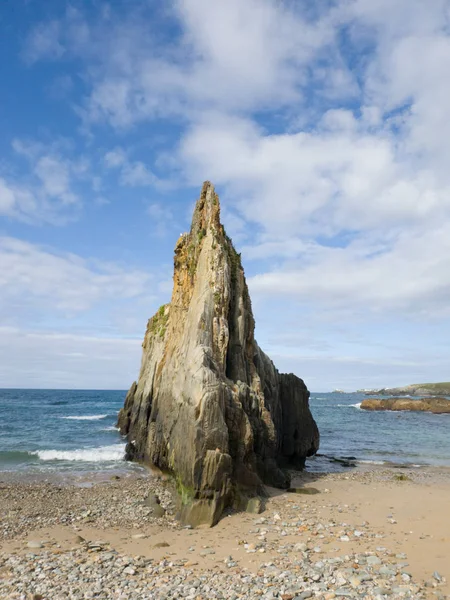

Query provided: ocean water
[0,389,134,475]
[0,390,449,475]
[308,392,450,471]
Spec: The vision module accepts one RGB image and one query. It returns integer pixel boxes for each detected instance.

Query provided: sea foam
[60,414,108,421]
[32,444,125,462]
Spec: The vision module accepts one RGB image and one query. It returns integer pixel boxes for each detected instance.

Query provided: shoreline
[1,465,449,598]
[2,452,450,485]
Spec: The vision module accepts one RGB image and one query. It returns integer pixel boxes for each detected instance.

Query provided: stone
[154,542,170,548]
[246,497,262,514]
[294,543,307,552]
[142,494,166,517]
[360,397,450,413]
[27,541,43,549]
[287,487,320,495]
[117,182,319,527]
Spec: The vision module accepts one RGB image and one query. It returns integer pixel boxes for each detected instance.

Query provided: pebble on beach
[0,469,448,599]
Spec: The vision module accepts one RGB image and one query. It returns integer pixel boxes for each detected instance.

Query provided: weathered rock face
[118,182,319,526]
[361,397,450,414]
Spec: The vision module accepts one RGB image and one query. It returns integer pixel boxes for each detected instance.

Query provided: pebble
[0,470,447,600]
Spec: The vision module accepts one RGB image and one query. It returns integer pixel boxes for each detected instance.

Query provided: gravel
[0,469,448,599]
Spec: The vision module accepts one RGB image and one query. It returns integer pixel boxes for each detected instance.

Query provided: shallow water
[308,392,450,471]
[0,389,449,475]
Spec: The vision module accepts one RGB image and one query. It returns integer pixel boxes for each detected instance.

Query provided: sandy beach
[0,466,449,599]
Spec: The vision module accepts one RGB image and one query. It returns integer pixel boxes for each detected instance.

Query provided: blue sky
[1,0,450,391]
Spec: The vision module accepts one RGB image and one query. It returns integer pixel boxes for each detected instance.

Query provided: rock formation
[358,383,450,397]
[361,397,450,414]
[118,182,319,527]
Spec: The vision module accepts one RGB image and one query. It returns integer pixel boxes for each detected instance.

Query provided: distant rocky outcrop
[361,397,450,414]
[358,383,450,397]
[118,182,319,527]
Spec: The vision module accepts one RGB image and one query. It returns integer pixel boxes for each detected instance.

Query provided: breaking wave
[60,414,108,421]
[32,444,125,462]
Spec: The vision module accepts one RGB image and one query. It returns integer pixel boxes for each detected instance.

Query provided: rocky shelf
[360,397,450,414]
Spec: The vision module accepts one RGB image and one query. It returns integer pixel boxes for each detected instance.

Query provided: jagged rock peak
[118,182,319,527]
[190,181,221,236]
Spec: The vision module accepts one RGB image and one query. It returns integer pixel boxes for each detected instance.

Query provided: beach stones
[246,497,263,514]
[143,494,166,518]
[0,469,448,599]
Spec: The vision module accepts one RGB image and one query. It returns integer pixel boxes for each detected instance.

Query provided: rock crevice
[118,182,319,526]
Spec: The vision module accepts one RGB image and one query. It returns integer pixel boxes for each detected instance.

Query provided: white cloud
[23,1,343,127]
[248,222,450,317]
[0,236,162,388]
[22,20,65,64]
[0,236,153,315]
[104,148,126,168]
[0,139,88,223]
[0,327,141,389]
[0,178,36,217]
[104,148,159,187]
[16,0,450,388]
[179,112,450,238]
[147,202,175,237]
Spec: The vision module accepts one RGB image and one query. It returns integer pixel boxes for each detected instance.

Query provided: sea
[0,390,449,477]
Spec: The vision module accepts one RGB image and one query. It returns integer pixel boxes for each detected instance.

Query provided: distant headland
[356,382,450,397]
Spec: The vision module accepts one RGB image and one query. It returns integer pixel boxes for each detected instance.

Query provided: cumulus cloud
[17,0,450,386]
[248,223,450,317]
[23,1,344,127]
[0,139,88,224]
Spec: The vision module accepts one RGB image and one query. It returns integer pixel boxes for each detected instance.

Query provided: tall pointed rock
[118,182,319,526]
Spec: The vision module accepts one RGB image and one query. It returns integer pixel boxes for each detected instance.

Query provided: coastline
[1,464,448,598]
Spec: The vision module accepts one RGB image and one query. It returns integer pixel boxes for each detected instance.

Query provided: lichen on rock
[118,181,319,527]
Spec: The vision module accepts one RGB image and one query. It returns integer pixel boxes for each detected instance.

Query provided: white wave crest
[101,426,120,431]
[336,403,362,409]
[61,414,108,421]
[32,444,125,462]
